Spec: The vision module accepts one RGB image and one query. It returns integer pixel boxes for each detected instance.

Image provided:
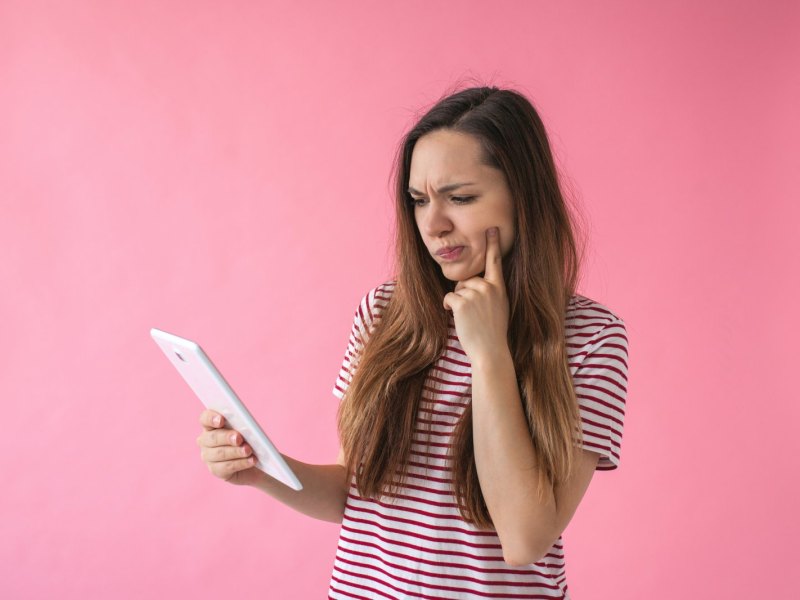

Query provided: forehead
[409,130,489,187]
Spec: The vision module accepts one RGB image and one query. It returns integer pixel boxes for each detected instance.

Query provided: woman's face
[408,129,515,282]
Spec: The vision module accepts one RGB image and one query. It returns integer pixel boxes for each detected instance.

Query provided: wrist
[246,466,273,491]
[471,345,513,374]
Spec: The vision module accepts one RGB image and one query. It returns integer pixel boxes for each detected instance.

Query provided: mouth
[436,246,465,260]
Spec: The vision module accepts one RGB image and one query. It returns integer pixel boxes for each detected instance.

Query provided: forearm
[471,349,556,564]
[248,455,349,524]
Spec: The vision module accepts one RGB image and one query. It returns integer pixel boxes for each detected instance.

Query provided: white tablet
[150,327,303,491]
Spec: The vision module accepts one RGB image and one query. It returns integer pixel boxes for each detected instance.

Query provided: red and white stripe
[329,281,629,599]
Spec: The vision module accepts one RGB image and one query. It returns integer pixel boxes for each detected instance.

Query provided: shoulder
[567,293,625,324]
[371,279,397,306]
[566,294,630,469]
[350,279,397,333]
[360,279,396,315]
[566,293,628,359]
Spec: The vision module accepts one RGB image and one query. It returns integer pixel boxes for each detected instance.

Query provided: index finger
[483,227,503,284]
[200,409,225,431]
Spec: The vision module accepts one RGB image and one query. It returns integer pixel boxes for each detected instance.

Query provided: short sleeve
[331,282,394,400]
[573,317,629,470]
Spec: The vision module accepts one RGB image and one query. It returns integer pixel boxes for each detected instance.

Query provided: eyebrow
[407,182,476,195]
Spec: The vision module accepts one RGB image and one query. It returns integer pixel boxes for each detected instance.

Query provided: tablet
[150,327,303,491]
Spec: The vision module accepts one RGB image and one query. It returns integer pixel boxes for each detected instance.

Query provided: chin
[442,266,481,282]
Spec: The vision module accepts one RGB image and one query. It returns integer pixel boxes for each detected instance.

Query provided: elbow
[502,551,537,567]
[501,534,557,567]
[502,544,550,567]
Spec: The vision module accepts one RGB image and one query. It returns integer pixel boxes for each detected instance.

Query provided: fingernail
[488,227,497,236]
[230,434,237,444]
[213,415,221,426]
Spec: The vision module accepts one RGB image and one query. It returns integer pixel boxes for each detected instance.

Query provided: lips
[436,246,464,256]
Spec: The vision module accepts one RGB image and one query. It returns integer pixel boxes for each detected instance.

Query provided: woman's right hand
[196,409,263,487]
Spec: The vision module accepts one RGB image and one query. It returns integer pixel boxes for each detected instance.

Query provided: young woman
[196,85,629,599]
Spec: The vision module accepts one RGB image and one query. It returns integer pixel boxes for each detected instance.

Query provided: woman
[196,85,629,599]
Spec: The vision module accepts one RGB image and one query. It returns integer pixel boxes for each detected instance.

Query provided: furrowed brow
[407,182,476,195]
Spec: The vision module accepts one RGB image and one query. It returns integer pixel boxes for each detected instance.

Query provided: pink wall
[2,1,798,597]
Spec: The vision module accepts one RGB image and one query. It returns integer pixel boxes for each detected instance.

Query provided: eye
[407,196,476,207]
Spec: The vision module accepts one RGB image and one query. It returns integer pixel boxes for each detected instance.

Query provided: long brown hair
[336,83,587,529]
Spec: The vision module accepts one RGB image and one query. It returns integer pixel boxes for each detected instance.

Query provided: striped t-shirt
[328,280,629,599]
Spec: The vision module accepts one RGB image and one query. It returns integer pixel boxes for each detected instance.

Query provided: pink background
[2,1,798,598]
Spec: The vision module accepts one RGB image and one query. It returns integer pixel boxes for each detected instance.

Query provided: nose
[418,199,453,238]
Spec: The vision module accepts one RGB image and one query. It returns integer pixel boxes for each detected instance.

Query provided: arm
[248,448,350,524]
[443,228,605,565]
[471,349,598,565]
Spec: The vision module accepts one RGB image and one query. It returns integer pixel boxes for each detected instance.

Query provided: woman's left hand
[443,227,510,364]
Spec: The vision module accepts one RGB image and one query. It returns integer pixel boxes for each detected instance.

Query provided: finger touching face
[408,129,515,282]
[481,226,504,284]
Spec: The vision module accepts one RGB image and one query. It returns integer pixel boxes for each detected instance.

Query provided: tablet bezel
[150,327,303,491]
